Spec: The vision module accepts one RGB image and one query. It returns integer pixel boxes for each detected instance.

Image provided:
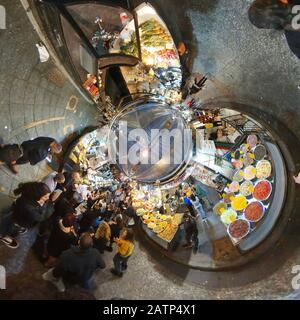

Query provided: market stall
[65,128,115,189]
[212,134,275,246]
[131,185,184,250]
[111,4,182,103]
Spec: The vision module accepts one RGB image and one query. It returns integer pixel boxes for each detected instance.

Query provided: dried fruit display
[244,202,264,222]
[253,180,272,201]
[228,219,250,239]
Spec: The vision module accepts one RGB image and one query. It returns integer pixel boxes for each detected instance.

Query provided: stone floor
[1,0,300,300]
[0,0,99,201]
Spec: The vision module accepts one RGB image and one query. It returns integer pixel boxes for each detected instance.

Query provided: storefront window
[60,14,99,101]
[65,4,137,58]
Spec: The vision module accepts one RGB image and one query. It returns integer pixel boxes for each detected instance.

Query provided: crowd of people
[0,136,136,293]
[0,135,215,292]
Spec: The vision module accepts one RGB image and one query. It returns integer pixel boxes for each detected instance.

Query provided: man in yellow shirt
[110,228,135,277]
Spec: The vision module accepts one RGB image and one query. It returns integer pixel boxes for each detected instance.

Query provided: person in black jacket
[42,233,105,292]
[106,214,124,252]
[45,213,78,267]
[181,213,198,249]
[12,182,52,229]
[15,136,62,166]
[0,182,51,249]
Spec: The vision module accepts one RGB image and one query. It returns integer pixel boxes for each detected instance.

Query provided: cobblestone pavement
[0,0,99,203]
[1,0,300,300]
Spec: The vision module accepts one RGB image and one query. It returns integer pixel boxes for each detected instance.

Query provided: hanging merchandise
[83,75,100,101]
[92,16,120,51]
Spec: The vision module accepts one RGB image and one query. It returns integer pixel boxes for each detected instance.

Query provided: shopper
[183,193,195,216]
[181,213,198,249]
[107,214,124,252]
[0,182,51,249]
[0,143,23,174]
[177,41,191,87]
[16,137,62,166]
[190,194,207,220]
[110,228,135,277]
[123,201,135,226]
[53,193,76,220]
[106,190,113,204]
[194,183,210,208]
[248,0,300,59]
[58,171,81,193]
[79,209,101,234]
[93,219,111,253]
[104,203,114,221]
[42,172,65,193]
[42,233,106,291]
[45,213,78,267]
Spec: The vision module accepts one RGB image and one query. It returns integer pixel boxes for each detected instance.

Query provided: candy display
[256,160,272,179]
[253,180,272,201]
[244,165,257,181]
[247,135,258,148]
[240,180,254,197]
[229,181,240,193]
[232,160,244,170]
[221,209,237,225]
[243,152,255,166]
[213,202,227,215]
[244,202,264,222]
[240,143,250,154]
[231,195,248,211]
[228,219,250,239]
[254,144,267,161]
[233,170,244,182]
[213,133,274,245]
[224,192,235,204]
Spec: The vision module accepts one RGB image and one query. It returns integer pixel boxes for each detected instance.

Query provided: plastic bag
[36,43,50,63]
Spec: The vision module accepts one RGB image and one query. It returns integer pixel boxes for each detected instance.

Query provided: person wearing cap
[42,233,105,291]
[45,213,78,267]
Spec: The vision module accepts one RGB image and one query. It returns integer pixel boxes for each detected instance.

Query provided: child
[110,228,134,277]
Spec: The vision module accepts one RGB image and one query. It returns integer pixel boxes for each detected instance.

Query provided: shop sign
[0,5,6,30]
[0,265,5,289]
[292,5,300,30]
